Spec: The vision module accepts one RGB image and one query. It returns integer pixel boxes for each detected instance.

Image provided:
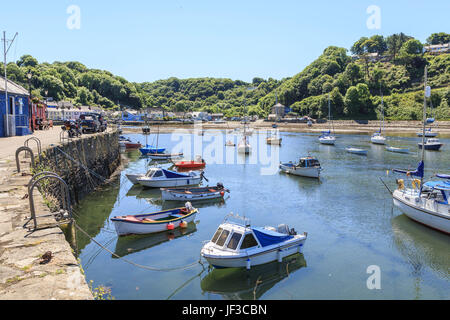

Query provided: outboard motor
[217,182,224,190]
[277,224,290,235]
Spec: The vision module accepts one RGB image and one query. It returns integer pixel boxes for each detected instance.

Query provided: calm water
[74,130,450,300]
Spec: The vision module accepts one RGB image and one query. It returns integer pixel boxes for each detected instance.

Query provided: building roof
[273,103,285,108]
[0,76,29,96]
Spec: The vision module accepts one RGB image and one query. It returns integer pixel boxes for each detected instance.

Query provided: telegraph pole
[2,31,18,136]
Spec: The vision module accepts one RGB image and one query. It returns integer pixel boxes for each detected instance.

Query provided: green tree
[426,32,450,45]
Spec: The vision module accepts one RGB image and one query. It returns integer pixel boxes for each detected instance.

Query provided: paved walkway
[0,129,94,300]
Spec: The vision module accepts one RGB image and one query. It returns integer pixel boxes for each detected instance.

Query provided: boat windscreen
[227,232,243,250]
[216,230,230,247]
[211,228,223,243]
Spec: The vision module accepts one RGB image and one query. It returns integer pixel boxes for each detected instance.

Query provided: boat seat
[171,214,185,218]
[208,189,216,192]
[123,216,142,222]
[142,218,156,223]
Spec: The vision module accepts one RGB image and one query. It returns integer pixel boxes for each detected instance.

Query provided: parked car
[80,114,100,133]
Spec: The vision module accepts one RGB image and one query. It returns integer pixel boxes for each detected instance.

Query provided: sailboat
[237,101,252,154]
[371,91,386,145]
[140,124,166,155]
[417,97,438,137]
[391,66,450,234]
[266,129,282,145]
[318,94,336,145]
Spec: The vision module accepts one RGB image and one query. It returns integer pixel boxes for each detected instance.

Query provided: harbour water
[74,130,450,300]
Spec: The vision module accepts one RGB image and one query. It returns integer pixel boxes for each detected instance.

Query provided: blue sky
[1,0,449,83]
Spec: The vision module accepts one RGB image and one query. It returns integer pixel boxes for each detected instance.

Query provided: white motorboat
[136,167,203,188]
[346,147,368,156]
[417,128,438,137]
[161,183,229,201]
[386,146,409,154]
[201,214,307,269]
[391,66,450,234]
[111,202,198,236]
[266,129,282,145]
[418,138,443,151]
[279,157,322,178]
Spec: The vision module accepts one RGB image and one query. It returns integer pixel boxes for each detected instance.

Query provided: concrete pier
[0,129,119,300]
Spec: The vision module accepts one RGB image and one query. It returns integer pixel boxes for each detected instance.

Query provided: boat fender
[180,220,188,228]
[167,223,175,230]
[246,258,251,270]
[277,249,282,263]
[412,179,421,189]
[396,179,405,190]
[220,191,225,197]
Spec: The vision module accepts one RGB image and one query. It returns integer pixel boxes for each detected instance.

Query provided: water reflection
[113,222,197,258]
[201,254,307,300]
[391,214,450,281]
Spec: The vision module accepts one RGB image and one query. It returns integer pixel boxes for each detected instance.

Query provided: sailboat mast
[420,65,428,188]
[156,124,159,150]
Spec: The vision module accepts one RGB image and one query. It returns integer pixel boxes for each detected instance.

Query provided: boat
[346,147,368,156]
[418,138,443,151]
[111,202,198,236]
[161,183,229,201]
[136,167,203,188]
[225,141,235,147]
[237,136,251,154]
[279,157,322,178]
[173,155,205,170]
[371,92,387,145]
[417,128,438,137]
[319,94,336,145]
[140,124,166,155]
[266,130,282,145]
[119,136,142,149]
[391,65,450,234]
[386,146,409,154]
[201,213,307,269]
[147,153,184,160]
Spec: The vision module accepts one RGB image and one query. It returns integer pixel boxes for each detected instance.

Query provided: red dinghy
[174,156,206,170]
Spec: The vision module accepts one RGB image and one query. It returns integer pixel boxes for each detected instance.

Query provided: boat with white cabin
[136,167,203,188]
[319,94,336,145]
[201,214,307,269]
[279,157,322,178]
[371,92,387,145]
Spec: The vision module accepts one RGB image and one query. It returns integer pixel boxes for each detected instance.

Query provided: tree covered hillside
[1,32,449,120]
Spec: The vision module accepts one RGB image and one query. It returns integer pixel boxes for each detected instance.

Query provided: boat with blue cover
[201,214,307,269]
[111,202,198,236]
[136,167,203,188]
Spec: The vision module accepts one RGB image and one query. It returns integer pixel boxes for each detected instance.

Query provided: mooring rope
[74,222,203,272]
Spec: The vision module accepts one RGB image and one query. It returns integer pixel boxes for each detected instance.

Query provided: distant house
[191,111,209,121]
[271,103,290,119]
[424,43,450,55]
[0,76,31,137]
[122,109,146,122]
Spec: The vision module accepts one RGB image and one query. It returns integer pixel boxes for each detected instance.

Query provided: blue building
[0,76,31,137]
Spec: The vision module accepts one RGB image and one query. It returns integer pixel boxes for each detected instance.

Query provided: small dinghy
[279,157,322,178]
[386,146,409,154]
[346,147,368,156]
[136,167,203,188]
[201,214,307,269]
[147,153,183,160]
[173,155,206,170]
[139,146,166,155]
[161,183,229,201]
[119,136,142,149]
[111,202,198,236]
[225,141,235,147]
[419,138,443,151]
